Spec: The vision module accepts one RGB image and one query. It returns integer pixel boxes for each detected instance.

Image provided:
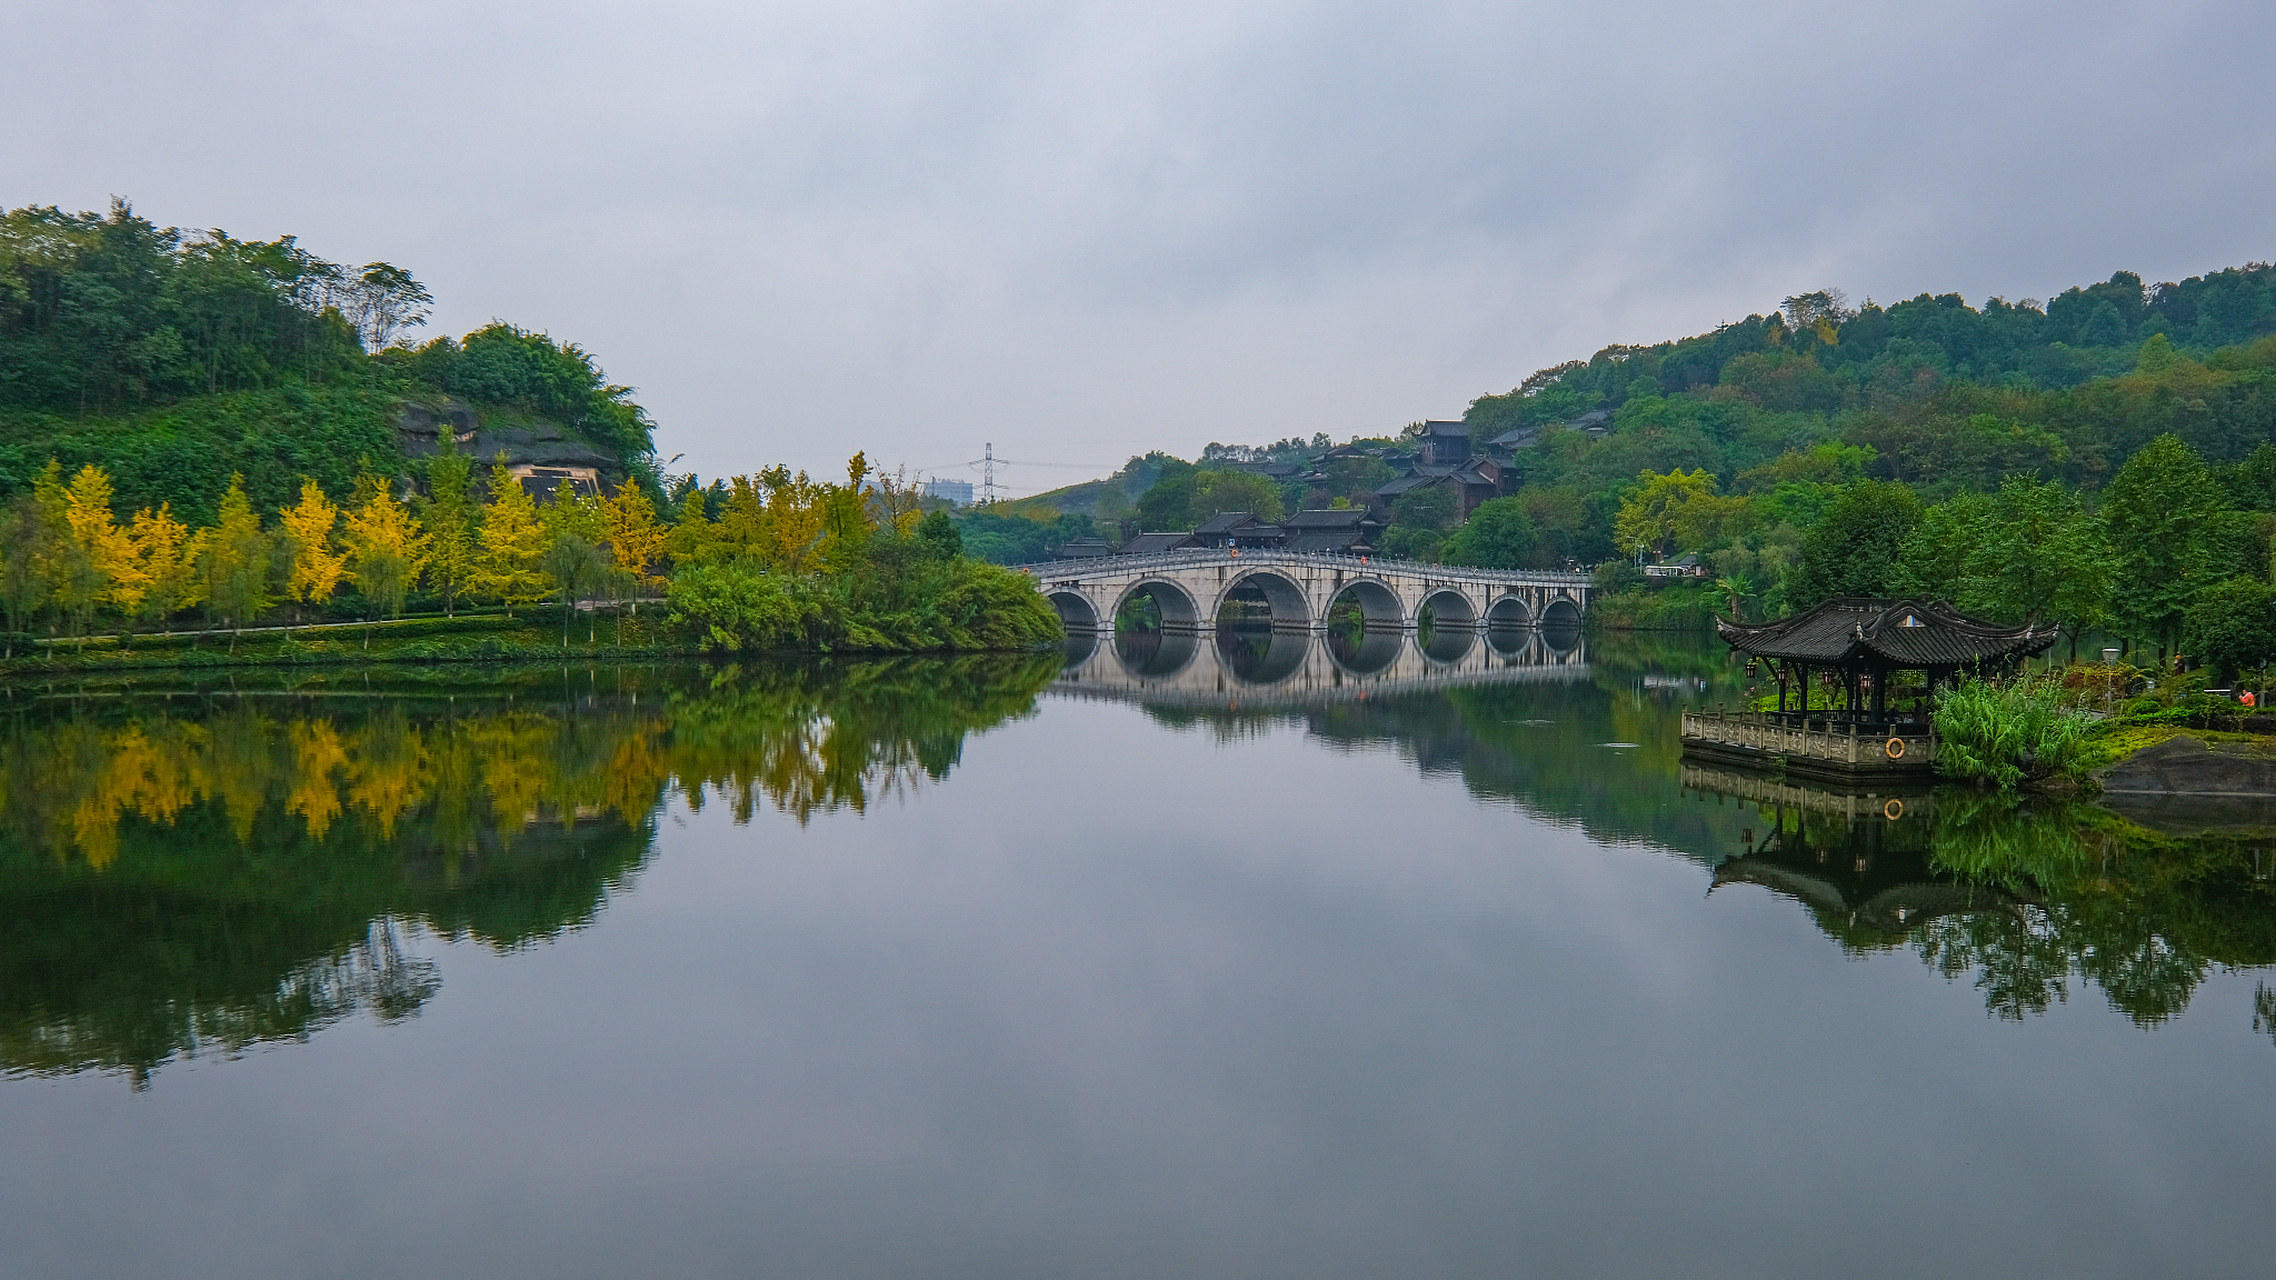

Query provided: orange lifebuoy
[1885,737,1907,760]
[1884,798,1905,820]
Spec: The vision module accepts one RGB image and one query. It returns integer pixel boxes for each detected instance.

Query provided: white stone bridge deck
[1016,549,1593,634]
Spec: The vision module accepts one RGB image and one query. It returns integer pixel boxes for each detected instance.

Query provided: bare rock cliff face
[394,400,619,475]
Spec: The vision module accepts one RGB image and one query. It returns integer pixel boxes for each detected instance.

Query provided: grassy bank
[0,611,701,677]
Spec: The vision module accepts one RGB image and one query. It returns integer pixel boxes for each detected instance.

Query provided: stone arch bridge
[1020,550,1593,634]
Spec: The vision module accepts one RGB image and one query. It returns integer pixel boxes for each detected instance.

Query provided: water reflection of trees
[1698,776,2276,1028]
[0,656,1059,1084]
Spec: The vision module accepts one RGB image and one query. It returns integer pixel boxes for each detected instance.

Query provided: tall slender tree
[469,462,549,610]
[203,474,274,644]
[279,478,349,625]
[421,437,476,616]
[340,476,429,625]
[2103,433,2224,658]
[128,504,205,633]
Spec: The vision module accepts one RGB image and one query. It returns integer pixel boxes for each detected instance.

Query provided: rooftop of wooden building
[1715,597,2057,668]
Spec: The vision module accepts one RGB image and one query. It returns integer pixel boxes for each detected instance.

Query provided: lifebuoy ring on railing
[1885,737,1907,760]
[1884,798,1904,820]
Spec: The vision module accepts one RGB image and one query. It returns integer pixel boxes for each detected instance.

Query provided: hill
[0,199,657,524]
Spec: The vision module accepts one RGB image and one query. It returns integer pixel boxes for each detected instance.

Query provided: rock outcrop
[2097,734,2276,797]
[395,400,620,475]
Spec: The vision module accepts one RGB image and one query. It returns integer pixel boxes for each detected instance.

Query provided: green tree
[340,476,429,623]
[2103,434,2225,657]
[421,437,477,616]
[1974,477,2112,631]
[1613,468,1715,559]
[1441,497,1536,569]
[1791,481,1922,605]
[202,474,274,641]
[541,531,612,644]
[1134,465,1196,530]
[1382,483,1459,561]
[469,464,550,609]
[1189,469,1285,523]
[0,495,58,651]
[2183,577,2276,679]
[916,508,962,560]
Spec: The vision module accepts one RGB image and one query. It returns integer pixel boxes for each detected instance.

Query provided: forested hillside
[0,199,655,525]
[1446,269,2276,658]
[1067,260,2276,664]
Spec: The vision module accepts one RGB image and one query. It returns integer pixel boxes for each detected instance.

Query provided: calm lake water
[4,632,2273,1278]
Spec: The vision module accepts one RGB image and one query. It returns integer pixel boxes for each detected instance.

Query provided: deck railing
[1013,548,1594,591]
[1679,709,1937,769]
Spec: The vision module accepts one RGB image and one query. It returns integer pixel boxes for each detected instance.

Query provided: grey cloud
[4,0,2271,481]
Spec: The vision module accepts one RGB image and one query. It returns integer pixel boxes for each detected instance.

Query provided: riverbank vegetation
[0,446,1058,670]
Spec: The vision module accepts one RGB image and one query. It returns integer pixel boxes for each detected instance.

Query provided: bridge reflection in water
[1052,622,1589,707]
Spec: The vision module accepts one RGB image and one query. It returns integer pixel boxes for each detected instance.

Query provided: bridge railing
[1010,547,1594,590]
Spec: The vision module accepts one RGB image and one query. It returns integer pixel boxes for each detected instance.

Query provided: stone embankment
[2096,735,2276,836]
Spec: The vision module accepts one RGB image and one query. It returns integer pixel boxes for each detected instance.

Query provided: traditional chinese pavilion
[1682,597,2058,779]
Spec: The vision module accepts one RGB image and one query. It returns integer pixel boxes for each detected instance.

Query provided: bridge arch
[1047,590,1101,632]
[1541,595,1583,628]
[1485,626,1536,660]
[1485,594,1533,629]
[1420,626,1476,664]
[1415,588,1479,631]
[1326,627,1405,676]
[1216,628,1311,684]
[1115,579,1205,632]
[1214,569,1312,632]
[1114,628,1200,677]
[1327,578,1405,631]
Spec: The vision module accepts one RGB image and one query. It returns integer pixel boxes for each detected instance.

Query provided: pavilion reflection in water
[1051,621,1589,708]
[1681,764,2276,1028]
[1682,764,2021,949]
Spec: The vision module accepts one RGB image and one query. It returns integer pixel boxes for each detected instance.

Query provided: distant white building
[923,477,975,506]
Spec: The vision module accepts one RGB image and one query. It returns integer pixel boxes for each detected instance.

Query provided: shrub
[1933,674,2096,790]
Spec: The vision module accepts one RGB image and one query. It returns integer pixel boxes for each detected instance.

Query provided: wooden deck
[1679,710,1937,782]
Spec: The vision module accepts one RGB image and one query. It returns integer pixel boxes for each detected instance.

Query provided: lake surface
[4,632,2273,1278]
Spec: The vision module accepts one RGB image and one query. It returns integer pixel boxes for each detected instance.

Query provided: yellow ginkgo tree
[58,464,138,636]
[279,478,349,626]
[341,475,430,629]
[470,462,550,610]
[601,484,670,600]
[128,504,205,633]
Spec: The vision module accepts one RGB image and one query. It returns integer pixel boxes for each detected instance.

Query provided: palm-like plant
[1713,575,1755,621]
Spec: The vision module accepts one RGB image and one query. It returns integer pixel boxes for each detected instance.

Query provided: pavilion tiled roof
[1715,597,2057,667]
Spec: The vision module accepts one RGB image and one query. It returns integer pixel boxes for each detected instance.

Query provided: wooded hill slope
[0,199,657,526]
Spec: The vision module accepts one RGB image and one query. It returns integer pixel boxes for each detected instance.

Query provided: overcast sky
[7,0,2272,492]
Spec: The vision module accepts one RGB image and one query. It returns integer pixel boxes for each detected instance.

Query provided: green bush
[667,557,1062,654]
[1933,674,2096,790]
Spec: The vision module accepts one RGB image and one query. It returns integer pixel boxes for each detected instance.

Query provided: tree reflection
[1698,774,2276,1029]
[0,655,1059,1084]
